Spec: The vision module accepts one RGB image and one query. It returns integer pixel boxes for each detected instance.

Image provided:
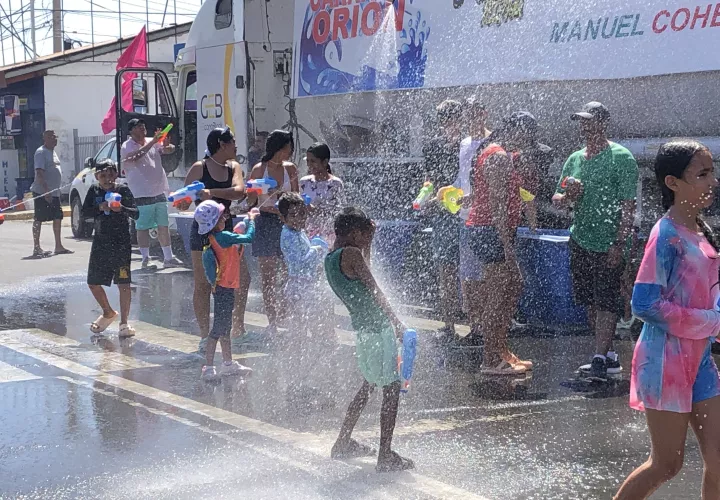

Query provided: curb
[2,207,71,221]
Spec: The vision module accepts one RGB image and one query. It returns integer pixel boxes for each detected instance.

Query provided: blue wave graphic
[297,0,429,97]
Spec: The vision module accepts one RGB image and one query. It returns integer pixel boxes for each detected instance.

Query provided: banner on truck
[293,0,720,98]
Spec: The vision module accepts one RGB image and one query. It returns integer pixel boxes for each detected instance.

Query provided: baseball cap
[503,111,538,132]
[128,118,146,131]
[194,200,225,235]
[571,102,610,122]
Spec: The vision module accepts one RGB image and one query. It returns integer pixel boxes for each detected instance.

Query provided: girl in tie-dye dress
[616,140,720,499]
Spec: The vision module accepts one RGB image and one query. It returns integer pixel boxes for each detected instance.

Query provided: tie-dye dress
[630,217,720,413]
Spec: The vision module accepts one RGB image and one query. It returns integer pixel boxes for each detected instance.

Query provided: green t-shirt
[556,142,638,253]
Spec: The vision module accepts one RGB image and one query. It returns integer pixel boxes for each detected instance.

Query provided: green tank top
[324,248,391,333]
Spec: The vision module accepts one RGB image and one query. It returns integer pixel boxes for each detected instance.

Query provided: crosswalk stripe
[0,359,41,383]
[131,321,270,359]
[0,336,487,500]
[0,329,158,371]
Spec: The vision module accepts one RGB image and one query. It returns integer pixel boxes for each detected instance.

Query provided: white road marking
[0,329,158,371]
[131,321,270,359]
[0,335,489,500]
[0,359,41,383]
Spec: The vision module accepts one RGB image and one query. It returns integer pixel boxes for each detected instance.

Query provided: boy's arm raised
[344,246,404,338]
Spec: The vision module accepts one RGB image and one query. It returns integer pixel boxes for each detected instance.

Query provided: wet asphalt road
[0,221,707,499]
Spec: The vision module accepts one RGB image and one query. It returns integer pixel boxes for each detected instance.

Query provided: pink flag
[101,26,148,134]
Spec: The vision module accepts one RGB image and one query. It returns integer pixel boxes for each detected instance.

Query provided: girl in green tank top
[323,207,414,473]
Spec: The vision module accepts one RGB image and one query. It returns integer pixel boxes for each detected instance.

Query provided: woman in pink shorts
[616,140,720,499]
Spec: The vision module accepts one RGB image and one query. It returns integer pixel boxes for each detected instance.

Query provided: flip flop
[480,360,527,376]
[31,250,53,259]
[506,353,533,370]
[376,451,415,473]
[90,312,117,334]
[54,249,74,255]
[118,324,136,338]
[331,439,377,460]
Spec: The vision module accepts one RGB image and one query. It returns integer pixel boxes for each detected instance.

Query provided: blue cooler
[516,228,588,331]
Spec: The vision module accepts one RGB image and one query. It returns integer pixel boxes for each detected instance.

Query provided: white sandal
[118,324,136,338]
[480,360,527,376]
[90,312,117,334]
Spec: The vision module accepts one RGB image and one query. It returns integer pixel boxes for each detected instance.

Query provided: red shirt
[466,144,524,229]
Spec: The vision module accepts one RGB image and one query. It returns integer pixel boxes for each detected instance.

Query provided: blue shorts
[460,224,484,281]
[135,198,169,231]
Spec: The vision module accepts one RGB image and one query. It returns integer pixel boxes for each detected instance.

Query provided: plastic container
[516,228,588,331]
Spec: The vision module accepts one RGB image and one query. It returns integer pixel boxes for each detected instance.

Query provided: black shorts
[569,238,625,315]
[466,225,518,264]
[431,218,460,267]
[252,212,283,258]
[87,241,132,286]
[190,218,233,252]
[33,194,63,222]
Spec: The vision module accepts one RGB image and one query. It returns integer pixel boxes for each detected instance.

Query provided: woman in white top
[246,130,300,334]
[300,142,346,245]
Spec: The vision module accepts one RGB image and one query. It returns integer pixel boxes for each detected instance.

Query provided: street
[0,220,703,499]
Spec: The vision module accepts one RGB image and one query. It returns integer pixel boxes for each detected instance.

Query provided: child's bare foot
[376,450,414,473]
[331,438,376,460]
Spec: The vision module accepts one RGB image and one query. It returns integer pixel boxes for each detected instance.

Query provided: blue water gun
[104,192,121,215]
[310,235,329,252]
[398,329,418,394]
[246,176,278,195]
[168,180,205,208]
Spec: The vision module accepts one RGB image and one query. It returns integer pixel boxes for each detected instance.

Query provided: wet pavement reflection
[0,271,707,498]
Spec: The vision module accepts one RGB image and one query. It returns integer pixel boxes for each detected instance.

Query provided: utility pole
[52,0,62,53]
[30,0,36,59]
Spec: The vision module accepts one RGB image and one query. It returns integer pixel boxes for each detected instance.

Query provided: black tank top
[197,160,234,211]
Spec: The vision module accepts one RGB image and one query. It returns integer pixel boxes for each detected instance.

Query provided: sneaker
[197,336,208,356]
[605,355,623,375]
[201,365,219,381]
[163,257,184,268]
[141,259,157,270]
[220,361,253,377]
[580,357,607,379]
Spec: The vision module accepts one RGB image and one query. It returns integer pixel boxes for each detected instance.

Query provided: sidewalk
[2,206,71,221]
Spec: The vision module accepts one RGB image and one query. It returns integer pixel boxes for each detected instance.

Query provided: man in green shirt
[552,102,638,379]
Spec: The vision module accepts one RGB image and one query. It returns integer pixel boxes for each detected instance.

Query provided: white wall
[43,33,187,190]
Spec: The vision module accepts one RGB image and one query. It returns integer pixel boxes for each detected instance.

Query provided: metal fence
[72,130,113,174]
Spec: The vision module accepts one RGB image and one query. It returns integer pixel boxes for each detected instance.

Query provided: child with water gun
[324,207,414,473]
[278,192,333,339]
[81,159,139,338]
[194,199,257,381]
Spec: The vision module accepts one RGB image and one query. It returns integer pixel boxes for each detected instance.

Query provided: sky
[0,0,202,67]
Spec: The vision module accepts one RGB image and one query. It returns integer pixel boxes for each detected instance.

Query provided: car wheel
[71,195,93,238]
